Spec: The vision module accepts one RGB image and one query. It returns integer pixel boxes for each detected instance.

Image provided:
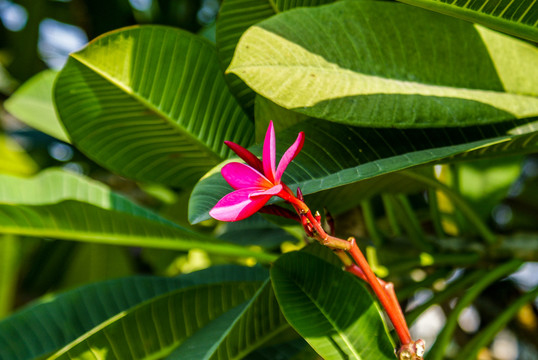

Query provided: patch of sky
[129,0,153,12]
[38,18,88,69]
[0,0,28,32]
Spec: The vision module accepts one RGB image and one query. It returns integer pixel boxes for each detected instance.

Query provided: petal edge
[209,188,271,222]
[275,131,305,182]
[263,120,276,183]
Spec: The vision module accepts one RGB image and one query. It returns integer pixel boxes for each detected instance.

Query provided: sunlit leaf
[0,169,276,262]
[0,266,268,360]
[216,0,336,115]
[55,25,253,186]
[229,1,538,127]
[0,135,38,176]
[4,70,69,143]
[169,279,289,359]
[49,283,262,359]
[456,157,522,220]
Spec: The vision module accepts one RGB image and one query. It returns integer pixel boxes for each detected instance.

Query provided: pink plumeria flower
[209,121,305,222]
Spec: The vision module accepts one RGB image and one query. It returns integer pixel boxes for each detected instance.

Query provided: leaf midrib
[201,279,291,360]
[47,282,263,360]
[288,274,362,359]
[231,63,538,100]
[397,0,538,40]
[0,222,278,262]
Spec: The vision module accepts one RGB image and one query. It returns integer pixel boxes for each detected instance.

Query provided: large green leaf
[0,265,268,360]
[271,251,394,360]
[0,169,276,262]
[216,0,336,115]
[4,70,70,143]
[397,0,538,42]
[54,25,253,187]
[188,118,538,224]
[228,1,538,127]
[49,282,262,359]
[169,279,290,359]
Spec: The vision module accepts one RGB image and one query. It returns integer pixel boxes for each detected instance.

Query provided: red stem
[348,238,412,345]
[279,186,413,346]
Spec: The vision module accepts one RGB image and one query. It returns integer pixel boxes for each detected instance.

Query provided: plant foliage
[0,0,537,359]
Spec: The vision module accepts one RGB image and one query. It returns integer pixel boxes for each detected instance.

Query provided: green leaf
[0,235,18,318]
[188,118,538,224]
[217,214,298,249]
[396,0,538,42]
[300,242,342,268]
[0,168,173,222]
[55,25,253,187]
[0,135,38,176]
[456,156,522,220]
[228,1,538,127]
[169,278,290,359]
[271,251,394,360]
[245,338,317,360]
[49,282,262,359]
[0,169,277,262]
[216,0,336,115]
[0,265,268,360]
[4,70,69,143]
[199,22,216,43]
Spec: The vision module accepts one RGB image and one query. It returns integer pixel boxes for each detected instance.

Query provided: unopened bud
[415,339,425,358]
[296,187,304,201]
[399,350,412,360]
[397,340,425,360]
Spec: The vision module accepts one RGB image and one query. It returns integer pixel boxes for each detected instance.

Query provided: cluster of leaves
[1,0,537,359]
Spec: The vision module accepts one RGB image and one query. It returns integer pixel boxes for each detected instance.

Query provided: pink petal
[224,141,263,173]
[209,188,272,222]
[249,184,283,198]
[221,162,272,190]
[275,131,305,182]
[263,120,276,183]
